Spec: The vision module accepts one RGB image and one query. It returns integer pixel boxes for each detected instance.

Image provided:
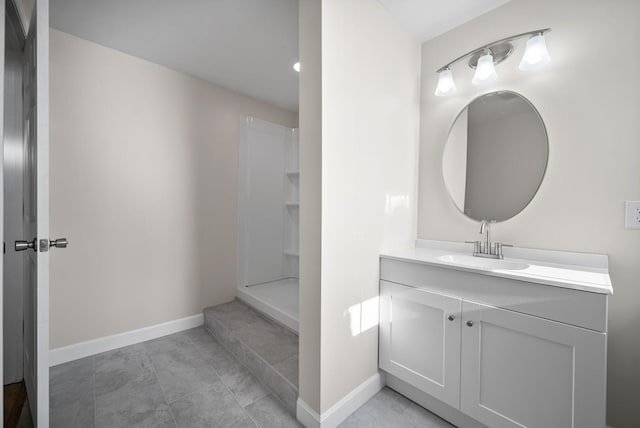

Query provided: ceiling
[50,0,511,113]
[50,0,300,112]
[377,0,511,42]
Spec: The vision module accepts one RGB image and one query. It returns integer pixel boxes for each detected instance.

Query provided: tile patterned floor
[339,387,456,428]
[51,326,454,428]
[49,327,301,428]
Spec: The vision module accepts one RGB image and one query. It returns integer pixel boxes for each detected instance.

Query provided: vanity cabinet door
[379,281,462,409]
[460,300,606,428]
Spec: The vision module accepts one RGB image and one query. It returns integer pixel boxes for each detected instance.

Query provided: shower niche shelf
[238,118,299,288]
[283,128,299,280]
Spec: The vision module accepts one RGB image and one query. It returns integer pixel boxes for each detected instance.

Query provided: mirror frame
[442,90,549,223]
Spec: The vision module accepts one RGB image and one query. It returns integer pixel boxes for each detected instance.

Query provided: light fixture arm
[435,28,551,73]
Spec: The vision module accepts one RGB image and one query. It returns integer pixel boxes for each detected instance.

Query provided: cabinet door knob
[448,315,455,321]
[466,321,474,327]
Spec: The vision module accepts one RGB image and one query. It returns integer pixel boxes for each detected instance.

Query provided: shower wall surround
[236,117,300,331]
[237,117,299,288]
[418,0,640,426]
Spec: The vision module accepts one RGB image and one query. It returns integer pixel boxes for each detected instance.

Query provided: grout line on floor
[143,342,179,428]
[93,356,97,428]
[204,309,301,420]
[189,327,261,427]
[158,332,224,407]
[152,329,261,428]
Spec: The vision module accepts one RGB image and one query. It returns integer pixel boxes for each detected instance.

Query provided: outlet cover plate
[625,201,640,229]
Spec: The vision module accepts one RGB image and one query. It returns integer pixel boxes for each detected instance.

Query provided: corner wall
[417,1,640,426]
[49,29,296,348]
[320,0,420,413]
[298,0,323,414]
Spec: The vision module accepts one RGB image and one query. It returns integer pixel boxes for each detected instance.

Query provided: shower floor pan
[236,278,299,333]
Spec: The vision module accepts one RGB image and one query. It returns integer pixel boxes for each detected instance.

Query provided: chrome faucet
[467,220,510,259]
[480,220,491,252]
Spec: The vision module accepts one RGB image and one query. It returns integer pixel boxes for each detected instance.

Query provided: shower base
[236,278,299,333]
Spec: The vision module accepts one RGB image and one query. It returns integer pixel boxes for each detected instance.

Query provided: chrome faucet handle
[465,240,480,255]
[494,243,513,259]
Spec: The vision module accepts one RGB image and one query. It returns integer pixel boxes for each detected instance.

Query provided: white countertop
[381,240,613,295]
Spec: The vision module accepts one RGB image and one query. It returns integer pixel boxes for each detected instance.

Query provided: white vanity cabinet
[379,281,462,409]
[379,254,609,428]
[459,300,606,428]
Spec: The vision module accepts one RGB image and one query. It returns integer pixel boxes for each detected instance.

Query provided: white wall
[417,0,640,426]
[49,29,296,348]
[319,0,420,413]
[298,0,322,413]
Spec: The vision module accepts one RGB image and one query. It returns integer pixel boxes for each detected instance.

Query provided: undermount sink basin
[437,254,530,271]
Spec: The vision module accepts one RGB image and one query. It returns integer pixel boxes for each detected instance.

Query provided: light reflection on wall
[385,193,410,216]
[346,296,380,337]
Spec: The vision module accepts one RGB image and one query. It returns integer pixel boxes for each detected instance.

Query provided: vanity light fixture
[519,33,551,71]
[471,51,498,86]
[434,28,551,96]
[293,62,300,72]
[434,67,457,96]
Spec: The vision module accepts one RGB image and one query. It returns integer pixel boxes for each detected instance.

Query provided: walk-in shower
[237,116,299,332]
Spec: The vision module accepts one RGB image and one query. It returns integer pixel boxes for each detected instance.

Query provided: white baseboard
[49,313,204,366]
[296,372,385,428]
[296,399,322,428]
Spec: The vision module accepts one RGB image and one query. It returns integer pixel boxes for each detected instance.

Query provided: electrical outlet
[625,201,640,229]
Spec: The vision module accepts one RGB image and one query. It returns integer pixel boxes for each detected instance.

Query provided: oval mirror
[442,91,548,222]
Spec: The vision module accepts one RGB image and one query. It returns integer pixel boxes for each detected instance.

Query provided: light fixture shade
[293,62,300,72]
[472,53,498,86]
[434,68,457,96]
[519,34,550,71]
